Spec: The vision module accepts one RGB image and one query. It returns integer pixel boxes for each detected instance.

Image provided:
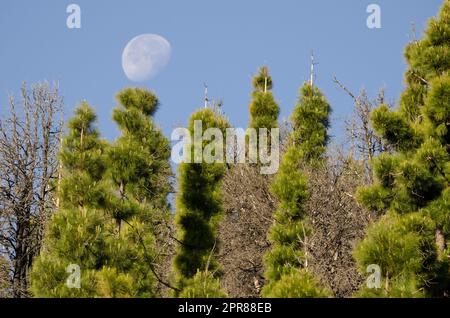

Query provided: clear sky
[0,0,444,143]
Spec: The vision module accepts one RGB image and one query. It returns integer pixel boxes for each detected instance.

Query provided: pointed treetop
[66,101,99,141]
[253,66,273,93]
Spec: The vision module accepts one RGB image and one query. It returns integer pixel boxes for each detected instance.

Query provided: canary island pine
[354,1,450,297]
[174,108,230,297]
[263,83,331,297]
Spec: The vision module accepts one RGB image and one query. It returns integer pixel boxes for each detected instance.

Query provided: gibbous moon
[122,34,171,82]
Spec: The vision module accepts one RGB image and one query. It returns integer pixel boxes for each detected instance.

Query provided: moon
[122,34,171,82]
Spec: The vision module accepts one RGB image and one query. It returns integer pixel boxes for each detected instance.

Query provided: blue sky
[0,0,444,143]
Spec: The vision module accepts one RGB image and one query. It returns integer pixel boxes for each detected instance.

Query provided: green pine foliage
[106,87,172,296]
[354,1,450,297]
[354,212,439,298]
[178,271,227,298]
[248,66,279,131]
[174,108,229,296]
[263,83,331,297]
[265,269,330,298]
[30,88,172,297]
[58,102,109,209]
[30,102,114,297]
[355,274,423,298]
[110,87,172,209]
[290,83,331,163]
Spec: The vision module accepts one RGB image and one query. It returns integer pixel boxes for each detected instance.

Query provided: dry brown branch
[305,155,374,297]
[333,76,390,183]
[218,164,275,298]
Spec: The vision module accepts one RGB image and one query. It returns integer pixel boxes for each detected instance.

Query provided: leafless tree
[333,76,390,183]
[218,163,276,298]
[0,83,63,298]
[216,122,292,298]
[305,148,374,297]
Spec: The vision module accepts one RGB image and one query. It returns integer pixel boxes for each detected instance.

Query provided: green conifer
[174,108,229,297]
[263,83,331,297]
[107,87,172,296]
[248,66,280,147]
[30,102,113,297]
[354,1,450,297]
[31,88,172,297]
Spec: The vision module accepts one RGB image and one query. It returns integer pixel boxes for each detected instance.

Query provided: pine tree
[30,88,173,297]
[249,66,278,129]
[107,87,172,296]
[174,107,229,297]
[248,66,280,150]
[178,271,227,298]
[30,102,114,297]
[354,0,450,297]
[263,83,331,297]
[291,84,331,163]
